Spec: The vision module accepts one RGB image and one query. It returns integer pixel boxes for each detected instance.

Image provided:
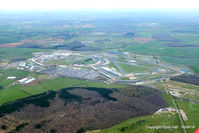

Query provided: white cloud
[0,0,198,10]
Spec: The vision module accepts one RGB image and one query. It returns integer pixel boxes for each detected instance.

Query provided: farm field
[0,87,29,105]
[0,47,45,59]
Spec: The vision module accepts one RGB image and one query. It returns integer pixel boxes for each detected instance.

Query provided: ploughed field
[0,86,167,133]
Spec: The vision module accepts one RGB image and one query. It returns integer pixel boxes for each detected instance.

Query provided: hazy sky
[0,0,198,10]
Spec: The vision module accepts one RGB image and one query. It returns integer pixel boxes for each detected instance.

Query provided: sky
[0,0,198,10]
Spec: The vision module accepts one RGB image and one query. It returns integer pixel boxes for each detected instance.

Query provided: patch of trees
[53,41,85,50]
[77,128,86,133]
[17,44,44,49]
[84,58,92,62]
[125,32,135,37]
[50,128,57,133]
[34,120,46,129]
[163,43,199,47]
[75,58,93,65]
[0,91,56,117]
[84,87,117,101]
[124,86,157,98]
[170,74,199,86]
[172,30,198,34]
[72,46,100,51]
[152,33,176,41]
[61,87,117,102]
[52,41,100,51]
[10,56,26,62]
[95,39,111,43]
[15,122,28,132]
[0,86,3,90]
[90,100,101,106]
[1,125,7,130]
[58,88,82,105]
[34,124,42,129]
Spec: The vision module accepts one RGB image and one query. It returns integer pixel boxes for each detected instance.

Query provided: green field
[176,99,199,133]
[0,87,29,105]
[123,41,199,58]
[0,70,29,87]
[0,76,127,105]
[119,63,148,73]
[87,113,181,133]
[162,93,175,107]
[121,38,199,74]
[0,47,45,59]
[190,66,199,74]
[152,81,165,90]
[109,63,119,71]
[168,80,199,91]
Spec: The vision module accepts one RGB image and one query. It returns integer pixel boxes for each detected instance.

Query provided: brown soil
[0,38,65,48]
[0,42,24,48]
[133,37,155,43]
[25,80,40,87]
[32,38,64,44]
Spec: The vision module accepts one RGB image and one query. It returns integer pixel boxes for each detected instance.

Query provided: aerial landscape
[0,6,199,133]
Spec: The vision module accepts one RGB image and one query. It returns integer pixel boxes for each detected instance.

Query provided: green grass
[152,81,165,90]
[124,41,199,58]
[122,40,199,74]
[40,77,85,91]
[119,63,148,73]
[18,84,47,95]
[161,56,199,70]
[138,63,161,69]
[182,84,199,91]
[47,59,71,65]
[119,77,130,80]
[87,113,181,133]
[109,63,119,71]
[168,80,199,91]
[0,47,45,59]
[117,55,126,62]
[141,75,162,80]
[0,70,29,87]
[183,93,199,101]
[0,77,126,105]
[162,93,175,107]
[83,58,95,65]
[138,32,152,37]
[0,87,30,105]
[190,65,199,74]
[41,77,127,90]
[176,99,199,133]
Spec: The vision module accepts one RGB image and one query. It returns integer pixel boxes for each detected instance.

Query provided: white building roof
[19,78,28,83]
